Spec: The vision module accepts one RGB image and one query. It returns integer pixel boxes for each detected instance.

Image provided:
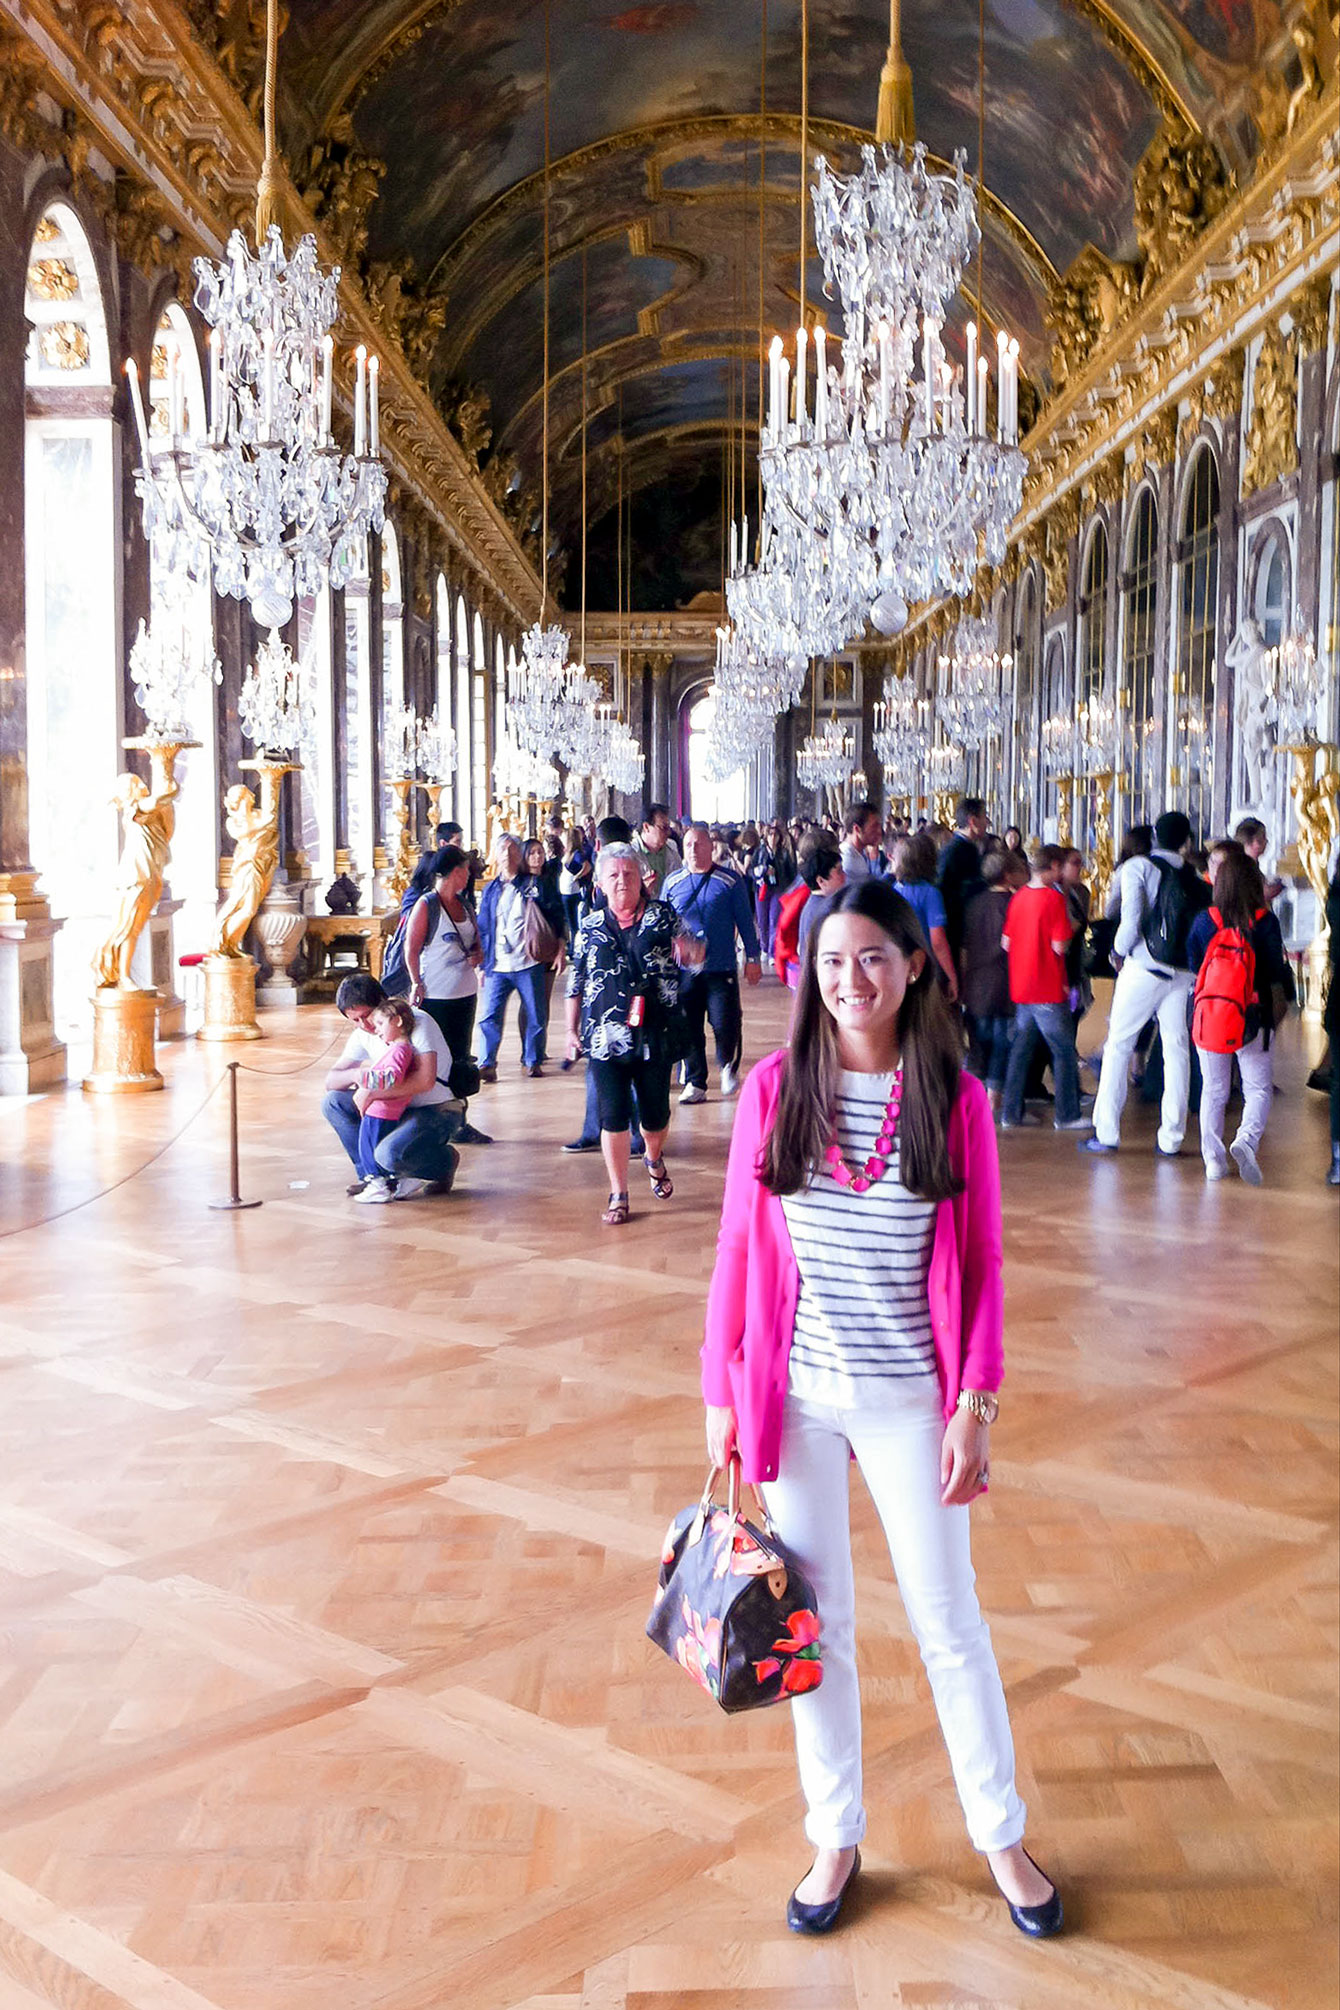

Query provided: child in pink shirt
[354,998,418,1178]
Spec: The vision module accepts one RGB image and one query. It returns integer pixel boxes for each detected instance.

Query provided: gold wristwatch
[957,1389,999,1425]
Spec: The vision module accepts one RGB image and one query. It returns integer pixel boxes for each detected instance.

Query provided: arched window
[1079,524,1108,711]
[147,301,218,957]
[435,574,455,821]
[1176,447,1220,831]
[455,595,471,837]
[472,610,487,841]
[1012,573,1038,832]
[1121,488,1159,828]
[1253,537,1289,647]
[382,522,404,719]
[24,202,116,1032]
[1042,633,1069,831]
[686,689,746,823]
[494,633,506,805]
[343,535,374,880]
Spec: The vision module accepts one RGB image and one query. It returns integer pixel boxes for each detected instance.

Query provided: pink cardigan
[700,1049,1005,1482]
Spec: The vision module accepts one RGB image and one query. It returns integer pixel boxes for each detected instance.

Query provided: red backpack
[1191,907,1259,1054]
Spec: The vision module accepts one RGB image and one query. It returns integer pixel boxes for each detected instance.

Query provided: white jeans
[761,1387,1026,1854]
[1197,1031,1272,1167]
[1094,961,1194,1153]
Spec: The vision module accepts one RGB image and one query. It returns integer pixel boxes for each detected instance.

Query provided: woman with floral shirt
[565,844,703,1226]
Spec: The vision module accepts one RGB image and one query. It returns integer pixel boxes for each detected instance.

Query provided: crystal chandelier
[1077,693,1117,774]
[1041,712,1074,776]
[928,737,966,797]
[605,712,646,795]
[936,614,1013,751]
[734,0,1026,665]
[129,610,222,741]
[416,703,457,784]
[123,0,386,632]
[1263,629,1320,743]
[873,676,931,795]
[383,702,419,778]
[796,715,859,795]
[239,628,308,757]
[494,708,559,801]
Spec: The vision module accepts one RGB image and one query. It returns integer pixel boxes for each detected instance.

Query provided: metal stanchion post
[209,1061,263,1211]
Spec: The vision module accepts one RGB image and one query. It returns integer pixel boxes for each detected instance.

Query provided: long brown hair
[761,879,965,1202]
[1212,849,1266,932]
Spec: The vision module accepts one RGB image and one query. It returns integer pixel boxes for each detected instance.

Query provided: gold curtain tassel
[875,0,915,146]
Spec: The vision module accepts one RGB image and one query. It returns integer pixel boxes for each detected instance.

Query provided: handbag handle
[698,1454,775,1536]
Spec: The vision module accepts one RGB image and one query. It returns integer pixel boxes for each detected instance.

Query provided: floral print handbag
[646,1460,823,1713]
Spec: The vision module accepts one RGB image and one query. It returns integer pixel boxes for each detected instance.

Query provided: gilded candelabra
[85,737,194,1094]
[384,775,418,904]
[200,758,297,1041]
[1088,769,1119,913]
[1055,775,1074,847]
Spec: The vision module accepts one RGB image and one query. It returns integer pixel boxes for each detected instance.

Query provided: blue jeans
[356,1114,399,1178]
[966,1012,1013,1092]
[1002,1001,1081,1125]
[477,965,547,1068]
[323,1090,462,1186]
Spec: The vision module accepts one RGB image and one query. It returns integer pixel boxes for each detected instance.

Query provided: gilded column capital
[644,651,675,680]
[1291,274,1334,355]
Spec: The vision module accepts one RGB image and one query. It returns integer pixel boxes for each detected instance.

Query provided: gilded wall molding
[0,0,543,629]
[1241,318,1299,495]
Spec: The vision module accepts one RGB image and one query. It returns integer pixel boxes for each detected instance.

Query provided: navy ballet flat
[1005,1851,1064,1938]
[786,1848,861,1935]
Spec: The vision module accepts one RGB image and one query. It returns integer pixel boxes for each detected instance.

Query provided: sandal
[646,1156,674,1200]
[601,1191,630,1226]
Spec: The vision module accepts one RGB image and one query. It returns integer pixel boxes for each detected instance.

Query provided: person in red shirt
[999,845,1086,1130]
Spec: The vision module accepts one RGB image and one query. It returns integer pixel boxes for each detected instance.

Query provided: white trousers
[761,1387,1026,1853]
[1197,1031,1272,1168]
[1093,961,1194,1153]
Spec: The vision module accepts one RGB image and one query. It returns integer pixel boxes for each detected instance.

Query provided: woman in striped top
[701,878,1061,1940]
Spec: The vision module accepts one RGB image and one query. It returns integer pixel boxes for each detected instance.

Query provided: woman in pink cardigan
[701,878,1061,1939]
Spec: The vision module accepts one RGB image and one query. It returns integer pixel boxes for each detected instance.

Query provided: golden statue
[93,765,179,990]
[211,763,288,957]
[1290,746,1340,912]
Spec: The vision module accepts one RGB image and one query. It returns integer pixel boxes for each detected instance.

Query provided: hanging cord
[977,0,986,331]
[231,1024,349,1077]
[540,0,552,617]
[799,0,809,325]
[254,0,285,238]
[580,245,588,670]
[876,0,915,147]
[757,0,767,548]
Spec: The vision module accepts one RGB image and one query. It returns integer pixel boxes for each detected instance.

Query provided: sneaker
[354,1176,397,1204]
[389,1176,432,1201]
[456,1123,493,1146]
[1080,1136,1117,1155]
[999,1112,1042,1129]
[1053,1116,1093,1132]
[1230,1139,1264,1186]
[1155,1145,1184,1160]
[561,1136,600,1153]
[679,1084,707,1106]
[478,1064,498,1084]
[1205,1157,1231,1181]
[720,1063,741,1098]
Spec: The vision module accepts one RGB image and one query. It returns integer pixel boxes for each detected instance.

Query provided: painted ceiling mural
[271,0,1294,602]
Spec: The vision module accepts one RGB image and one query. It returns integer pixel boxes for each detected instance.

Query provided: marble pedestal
[0,899,67,1096]
[84,986,163,1095]
[198,954,263,1041]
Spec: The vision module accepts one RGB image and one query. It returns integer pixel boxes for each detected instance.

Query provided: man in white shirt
[1082,810,1210,1159]
[839,802,882,884]
[322,974,465,1202]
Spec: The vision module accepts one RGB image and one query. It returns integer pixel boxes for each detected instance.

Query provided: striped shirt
[780,1071,937,1406]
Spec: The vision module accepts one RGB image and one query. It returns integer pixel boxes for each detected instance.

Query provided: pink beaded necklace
[824,1069,903,1194]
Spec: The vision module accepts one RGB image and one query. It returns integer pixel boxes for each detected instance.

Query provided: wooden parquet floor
[0,982,1336,2010]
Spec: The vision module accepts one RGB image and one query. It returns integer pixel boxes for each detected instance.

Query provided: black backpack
[380,895,441,997]
[1141,857,1210,970]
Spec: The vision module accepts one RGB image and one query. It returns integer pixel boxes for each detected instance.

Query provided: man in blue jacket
[664,821,762,1102]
